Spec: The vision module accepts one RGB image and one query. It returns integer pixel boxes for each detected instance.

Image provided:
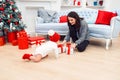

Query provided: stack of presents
[58,43,74,55]
[0,30,45,49]
[0,30,74,55]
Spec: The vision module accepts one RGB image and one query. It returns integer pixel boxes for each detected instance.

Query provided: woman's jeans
[70,30,89,52]
[76,40,89,52]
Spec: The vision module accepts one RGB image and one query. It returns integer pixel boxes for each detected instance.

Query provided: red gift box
[12,40,18,46]
[18,37,29,49]
[17,30,27,38]
[28,36,45,47]
[16,30,29,49]
[66,42,74,55]
[0,36,5,46]
[7,31,17,42]
[57,44,65,53]
[66,46,74,55]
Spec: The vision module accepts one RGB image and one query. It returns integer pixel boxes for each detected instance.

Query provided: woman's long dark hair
[67,11,83,31]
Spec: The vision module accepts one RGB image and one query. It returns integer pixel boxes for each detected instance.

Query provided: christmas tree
[0,0,26,33]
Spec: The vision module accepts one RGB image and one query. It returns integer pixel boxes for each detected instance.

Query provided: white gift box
[28,36,45,47]
[57,44,66,53]
[66,46,74,55]
[58,46,66,53]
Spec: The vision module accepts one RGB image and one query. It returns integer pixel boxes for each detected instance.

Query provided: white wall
[105,0,120,10]
[16,0,120,35]
[16,0,60,35]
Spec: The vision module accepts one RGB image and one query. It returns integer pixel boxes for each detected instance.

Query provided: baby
[22,30,60,62]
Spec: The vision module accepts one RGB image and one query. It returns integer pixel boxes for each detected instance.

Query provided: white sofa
[35,8,120,50]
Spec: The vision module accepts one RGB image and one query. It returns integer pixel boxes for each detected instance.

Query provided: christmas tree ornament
[9,6,12,9]
[2,3,6,7]
[0,7,4,11]
[9,1,14,5]
[10,14,13,18]
[15,9,18,12]
[18,14,22,19]
[10,23,12,30]
[12,26,16,30]
[0,18,2,22]
[0,22,4,27]
[7,20,10,24]
[7,14,10,18]
[14,21,19,25]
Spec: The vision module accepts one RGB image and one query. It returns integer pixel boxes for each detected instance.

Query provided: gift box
[66,42,74,55]
[0,36,5,46]
[57,44,65,53]
[66,46,74,55]
[28,36,45,47]
[17,30,29,49]
[12,40,18,46]
[17,30,27,38]
[18,37,28,49]
[7,31,17,42]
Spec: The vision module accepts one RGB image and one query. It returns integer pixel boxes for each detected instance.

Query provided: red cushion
[95,10,117,25]
[59,15,67,23]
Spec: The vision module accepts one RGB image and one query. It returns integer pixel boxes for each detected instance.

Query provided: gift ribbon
[66,42,71,55]
[67,45,71,55]
[36,40,39,45]
[58,44,63,53]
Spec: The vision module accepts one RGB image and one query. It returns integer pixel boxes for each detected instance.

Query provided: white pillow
[37,17,44,23]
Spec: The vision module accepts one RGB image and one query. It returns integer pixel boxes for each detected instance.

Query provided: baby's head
[48,30,60,43]
[48,29,55,36]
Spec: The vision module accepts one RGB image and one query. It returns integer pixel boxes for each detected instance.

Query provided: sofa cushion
[59,15,67,23]
[37,17,44,23]
[38,8,58,23]
[95,10,117,25]
[35,23,68,35]
[88,24,111,38]
[85,16,97,24]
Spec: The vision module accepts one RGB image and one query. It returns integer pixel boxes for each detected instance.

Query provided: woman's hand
[62,40,66,45]
[71,43,77,49]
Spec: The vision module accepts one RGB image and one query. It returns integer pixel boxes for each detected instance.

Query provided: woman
[62,11,90,52]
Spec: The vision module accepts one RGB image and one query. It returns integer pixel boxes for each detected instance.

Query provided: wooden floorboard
[0,36,120,80]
